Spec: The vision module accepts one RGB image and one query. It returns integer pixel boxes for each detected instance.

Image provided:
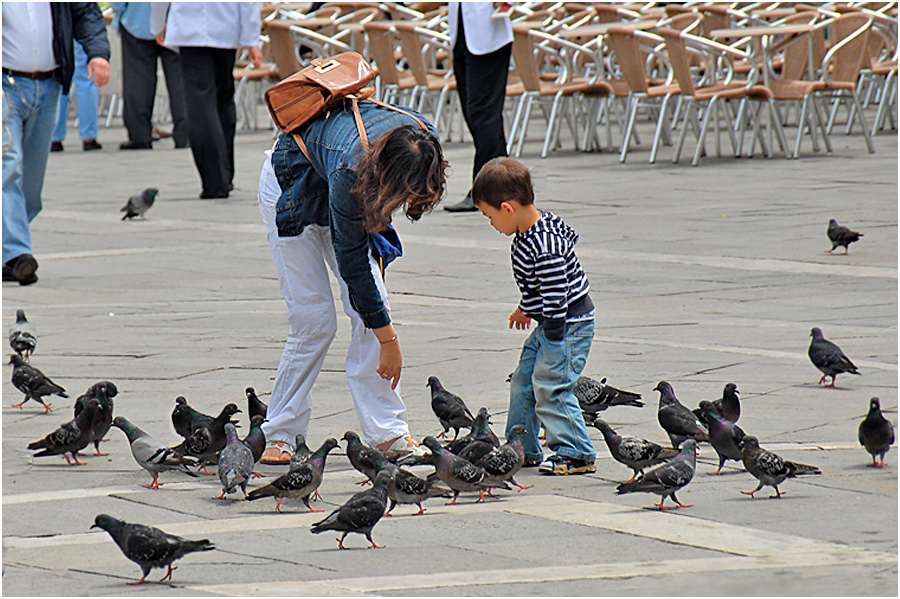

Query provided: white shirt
[2,2,57,72]
[448,2,513,56]
[150,2,260,50]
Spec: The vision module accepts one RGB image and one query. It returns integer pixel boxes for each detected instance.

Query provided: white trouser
[258,156,409,447]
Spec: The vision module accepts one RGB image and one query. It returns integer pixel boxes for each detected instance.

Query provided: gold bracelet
[379,335,398,345]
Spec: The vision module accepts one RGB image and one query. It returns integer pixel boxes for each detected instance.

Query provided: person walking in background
[2,2,110,286]
[443,1,513,212]
[111,2,188,150]
[151,2,261,199]
[50,41,102,152]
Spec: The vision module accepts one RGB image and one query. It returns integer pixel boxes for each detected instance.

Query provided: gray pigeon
[171,403,242,474]
[8,309,36,361]
[310,470,391,549]
[74,381,118,455]
[692,383,741,424]
[420,436,499,504]
[697,401,746,474]
[809,327,860,387]
[9,354,67,413]
[474,424,532,491]
[616,439,697,510]
[826,219,862,254]
[740,436,821,498]
[91,514,214,585]
[574,376,644,417]
[591,418,678,483]
[27,398,101,465]
[120,187,158,220]
[246,438,339,512]
[370,452,451,516]
[655,381,709,448]
[343,430,385,485]
[111,416,199,488]
[427,376,475,440]
[450,407,500,463]
[215,423,254,499]
[858,397,894,467]
[289,433,313,467]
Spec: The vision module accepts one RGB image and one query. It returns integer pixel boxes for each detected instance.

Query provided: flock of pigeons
[6,219,892,584]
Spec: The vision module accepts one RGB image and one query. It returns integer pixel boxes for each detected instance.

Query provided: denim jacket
[271,99,438,330]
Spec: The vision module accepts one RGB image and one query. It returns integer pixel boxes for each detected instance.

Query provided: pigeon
[310,470,391,550]
[826,219,863,254]
[655,381,709,448]
[171,396,213,440]
[474,424,532,491]
[289,433,313,467]
[74,381,118,455]
[616,439,697,510]
[215,423,254,499]
[740,436,821,498]
[343,430,386,485]
[91,514,214,585]
[9,354,67,413]
[246,438,339,512]
[591,418,679,483]
[808,327,860,387]
[445,407,501,456]
[171,403,242,474]
[27,398,101,465]
[242,414,267,477]
[111,416,199,488]
[120,187,158,220]
[697,400,746,474]
[8,309,36,361]
[420,436,501,504]
[692,383,741,424]
[858,397,894,467]
[427,376,475,440]
[246,386,268,420]
[368,452,451,516]
[574,376,644,417]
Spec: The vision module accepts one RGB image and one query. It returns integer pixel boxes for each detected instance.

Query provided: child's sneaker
[523,457,543,468]
[538,455,596,475]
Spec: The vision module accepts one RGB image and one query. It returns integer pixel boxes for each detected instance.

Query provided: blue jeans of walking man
[53,42,98,144]
[2,76,61,265]
[507,319,596,463]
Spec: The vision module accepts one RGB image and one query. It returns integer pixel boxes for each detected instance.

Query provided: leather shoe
[4,254,38,285]
[443,193,477,212]
[199,190,229,199]
[120,141,152,150]
[82,139,102,151]
[50,141,63,152]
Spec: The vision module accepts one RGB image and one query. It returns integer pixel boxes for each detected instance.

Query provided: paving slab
[2,105,897,596]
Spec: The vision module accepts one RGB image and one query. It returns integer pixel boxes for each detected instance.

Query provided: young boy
[472,157,596,475]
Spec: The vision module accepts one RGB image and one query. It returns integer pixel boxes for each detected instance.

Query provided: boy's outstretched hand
[509,307,532,330]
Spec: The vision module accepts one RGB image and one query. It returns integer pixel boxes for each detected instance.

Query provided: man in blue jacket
[2,2,110,285]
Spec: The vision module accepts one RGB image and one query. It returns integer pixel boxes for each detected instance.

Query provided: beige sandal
[260,440,292,465]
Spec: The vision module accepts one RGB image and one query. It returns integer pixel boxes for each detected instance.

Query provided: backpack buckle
[313,59,340,74]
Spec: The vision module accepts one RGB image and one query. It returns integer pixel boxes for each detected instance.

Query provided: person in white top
[442,1,514,212]
[151,3,261,199]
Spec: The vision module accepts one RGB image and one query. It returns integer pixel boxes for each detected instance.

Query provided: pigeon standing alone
[27,398,102,465]
[91,514,214,585]
[215,423,254,499]
[74,381,118,456]
[808,327,860,387]
[616,439,698,510]
[574,376,644,418]
[246,438,339,512]
[427,376,475,440]
[120,187,158,220]
[8,309,36,361]
[310,470,391,549]
[858,397,894,467]
[826,219,863,254]
[740,436,821,498]
[591,418,678,483]
[655,381,709,448]
[9,354,67,413]
[111,416,199,488]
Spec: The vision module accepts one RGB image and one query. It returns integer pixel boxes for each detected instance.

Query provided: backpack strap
[291,97,428,161]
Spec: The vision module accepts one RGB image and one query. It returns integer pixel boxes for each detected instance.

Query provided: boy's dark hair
[471,157,534,209]
[353,125,449,232]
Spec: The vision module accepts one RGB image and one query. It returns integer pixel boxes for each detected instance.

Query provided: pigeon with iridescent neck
[246,438,338,512]
[27,398,101,465]
[9,354,67,413]
[111,416,199,488]
[591,418,678,483]
[697,401,745,474]
[427,376,474,440]
[310,470,391,549]
[808,327,860,387]
[740,436,821,498]
[120,187,157,220]
[616,439,697,510]
[655,381,708,448]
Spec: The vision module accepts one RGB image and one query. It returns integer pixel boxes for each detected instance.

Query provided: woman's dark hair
[353,125,448,233]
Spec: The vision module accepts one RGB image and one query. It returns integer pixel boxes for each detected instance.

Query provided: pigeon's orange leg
[141,476,160,489]
[160,565,177,581]
[127,576,148,585]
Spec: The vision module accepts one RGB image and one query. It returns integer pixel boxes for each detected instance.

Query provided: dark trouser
[179,46,236,196]
[120,27,188,146]
[453,13,511,181]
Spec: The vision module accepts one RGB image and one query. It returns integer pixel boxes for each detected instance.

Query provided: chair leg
[620,95,639,163]
[649,94,671,164]
[673,100,694,164]
[793,96,811,159]
[516,95,535,158]
[693,98,716,166]
[873,70,896,135]
[767,100,789,158]
[850,89,875,153]
[507,95,526,156]
[810,94,833,153]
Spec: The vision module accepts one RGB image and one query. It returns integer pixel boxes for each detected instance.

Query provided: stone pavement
[2,111,897,596]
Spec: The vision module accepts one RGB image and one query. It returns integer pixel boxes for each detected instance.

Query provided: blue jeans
[2,76,60,263]
[53,42,98,142]
[507,319,596,463]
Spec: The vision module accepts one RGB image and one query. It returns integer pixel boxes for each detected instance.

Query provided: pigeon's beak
[90,523,99,530]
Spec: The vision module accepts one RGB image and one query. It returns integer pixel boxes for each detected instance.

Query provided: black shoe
[523,457,543,468]
[50,141,63,152]
[4,254,38,285]
[443,193,476,212]
[82,139,102,151]
[119,141,152,150]
[199,190,229,199]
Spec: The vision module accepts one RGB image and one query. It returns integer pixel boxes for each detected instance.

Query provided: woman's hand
[374,326,401,389]
[509,307,532,330]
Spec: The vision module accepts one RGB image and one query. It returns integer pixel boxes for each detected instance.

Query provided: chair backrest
[659,12,703,34]
[511,25,545,91]
[393,23,430,86]
[605,26,651,93]
[770,12,824,81]
[825,14,874,84]
[657,28,695,95]
[363,22,403,85]
[263,21,302,78]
